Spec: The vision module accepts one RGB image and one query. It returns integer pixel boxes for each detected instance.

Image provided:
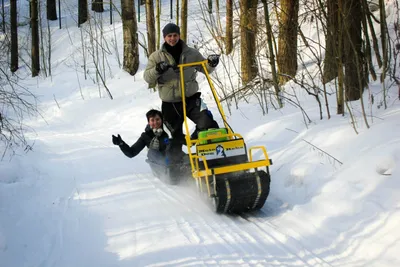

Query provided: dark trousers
[147,149,166,165]
[162,93,219,142]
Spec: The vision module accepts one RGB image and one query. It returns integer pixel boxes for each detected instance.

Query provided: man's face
[164,33,180,46]
[148,115,162,129]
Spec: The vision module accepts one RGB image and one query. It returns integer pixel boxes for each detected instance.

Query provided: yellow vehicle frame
[178,60,272,197]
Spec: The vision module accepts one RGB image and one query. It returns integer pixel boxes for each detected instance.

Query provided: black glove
[207,54,220,68]
[112,134,123,146]
[155,61,169,74]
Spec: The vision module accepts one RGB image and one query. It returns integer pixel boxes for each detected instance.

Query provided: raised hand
[207,54,220,68]
[112,134,123,146]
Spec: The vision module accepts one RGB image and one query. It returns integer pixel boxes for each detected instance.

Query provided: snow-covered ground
[1,0,400,266]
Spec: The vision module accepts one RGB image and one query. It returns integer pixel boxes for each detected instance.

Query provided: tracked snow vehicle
[178,59,273,213]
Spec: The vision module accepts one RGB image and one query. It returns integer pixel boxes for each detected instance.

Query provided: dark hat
[146,109,163,122]
[162,23,180,38]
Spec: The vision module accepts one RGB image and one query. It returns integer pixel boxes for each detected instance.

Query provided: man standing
[144,23,220,156]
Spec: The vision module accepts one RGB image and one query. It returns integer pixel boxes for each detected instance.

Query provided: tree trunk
[262,0,282,107]
[145,0,156,54]
[180,0,187,42]
[156,0,161,50]
[226,0,233,55]
[31,0,40,77]
[240,0,258,84]
[78,0,88,25]
[46,0,57,20]
[337,0,344,114]
[10,0,18,72]
[343,0,364,101]
[2,0,5,33]
[176,0,179,25]
[361,0,376,82]
[92,0,104,12]
[277,0,299,84]
[379,0,388,108]
[323,0,339,83]
[121,0,139,75]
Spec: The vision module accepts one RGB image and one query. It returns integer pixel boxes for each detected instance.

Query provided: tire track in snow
[133,172,330,266]
[237,212,333,267]
[145,175,272,265]
[135,173,246,265]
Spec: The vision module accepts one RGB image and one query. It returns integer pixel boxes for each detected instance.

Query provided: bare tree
[47,0,57,20]
[145,0,156,54]
[176,0,179,25]
[277,0,299,84]
[78,0,88,25]
[156,0,160,50]
[1,0,5,33]
[31,0,40,77]
[226,0,233,55]
[379,0,389,108]
[240,0,258,84]
[121,0,139,75]
[92,0,104,13]
[10,0,18,72]
[180,0,187,42]
[323,0,339,83]
[343,0,364,101]
[262,0,282,107]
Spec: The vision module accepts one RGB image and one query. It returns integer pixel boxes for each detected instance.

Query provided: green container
[198,128,228,144]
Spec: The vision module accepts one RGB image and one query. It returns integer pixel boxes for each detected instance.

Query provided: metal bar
[249,146,270,163]
[194,160,271,177]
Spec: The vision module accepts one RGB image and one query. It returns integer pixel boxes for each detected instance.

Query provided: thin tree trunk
[277,0,299,84]
[156,0,160,50]
[2,0,5,33]
[176,0,179,25]
[365,0,382,68]
[343,0,364,101]
[10,0,18,72]
[323,0,339,83]
[337,0,344,114]
[92,0,104,12]
[361,0,376,81]
[47,19,52,76]
[261,0,282,108]
[31,0,40,77]
[47,0,57,20]
[226,0,233,55]
[180,0,187,42]
[145,0,156,54]
[240,0,258,84]
[39,0,47,77]
[78,0,88,25]
[379,0,388,109]
[121,0,139,75]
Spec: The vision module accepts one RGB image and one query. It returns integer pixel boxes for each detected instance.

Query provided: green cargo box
[198,128,228,144]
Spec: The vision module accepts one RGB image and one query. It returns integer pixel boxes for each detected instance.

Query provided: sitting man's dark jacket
[117,125,170,160]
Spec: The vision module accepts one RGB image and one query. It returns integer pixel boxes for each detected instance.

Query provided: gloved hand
[207,54,220,68]
[112,134,123,146]
[155,61,169,74]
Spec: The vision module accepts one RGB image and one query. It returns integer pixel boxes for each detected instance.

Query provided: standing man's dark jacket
[119,125,170,158]
[143,40,215,102]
